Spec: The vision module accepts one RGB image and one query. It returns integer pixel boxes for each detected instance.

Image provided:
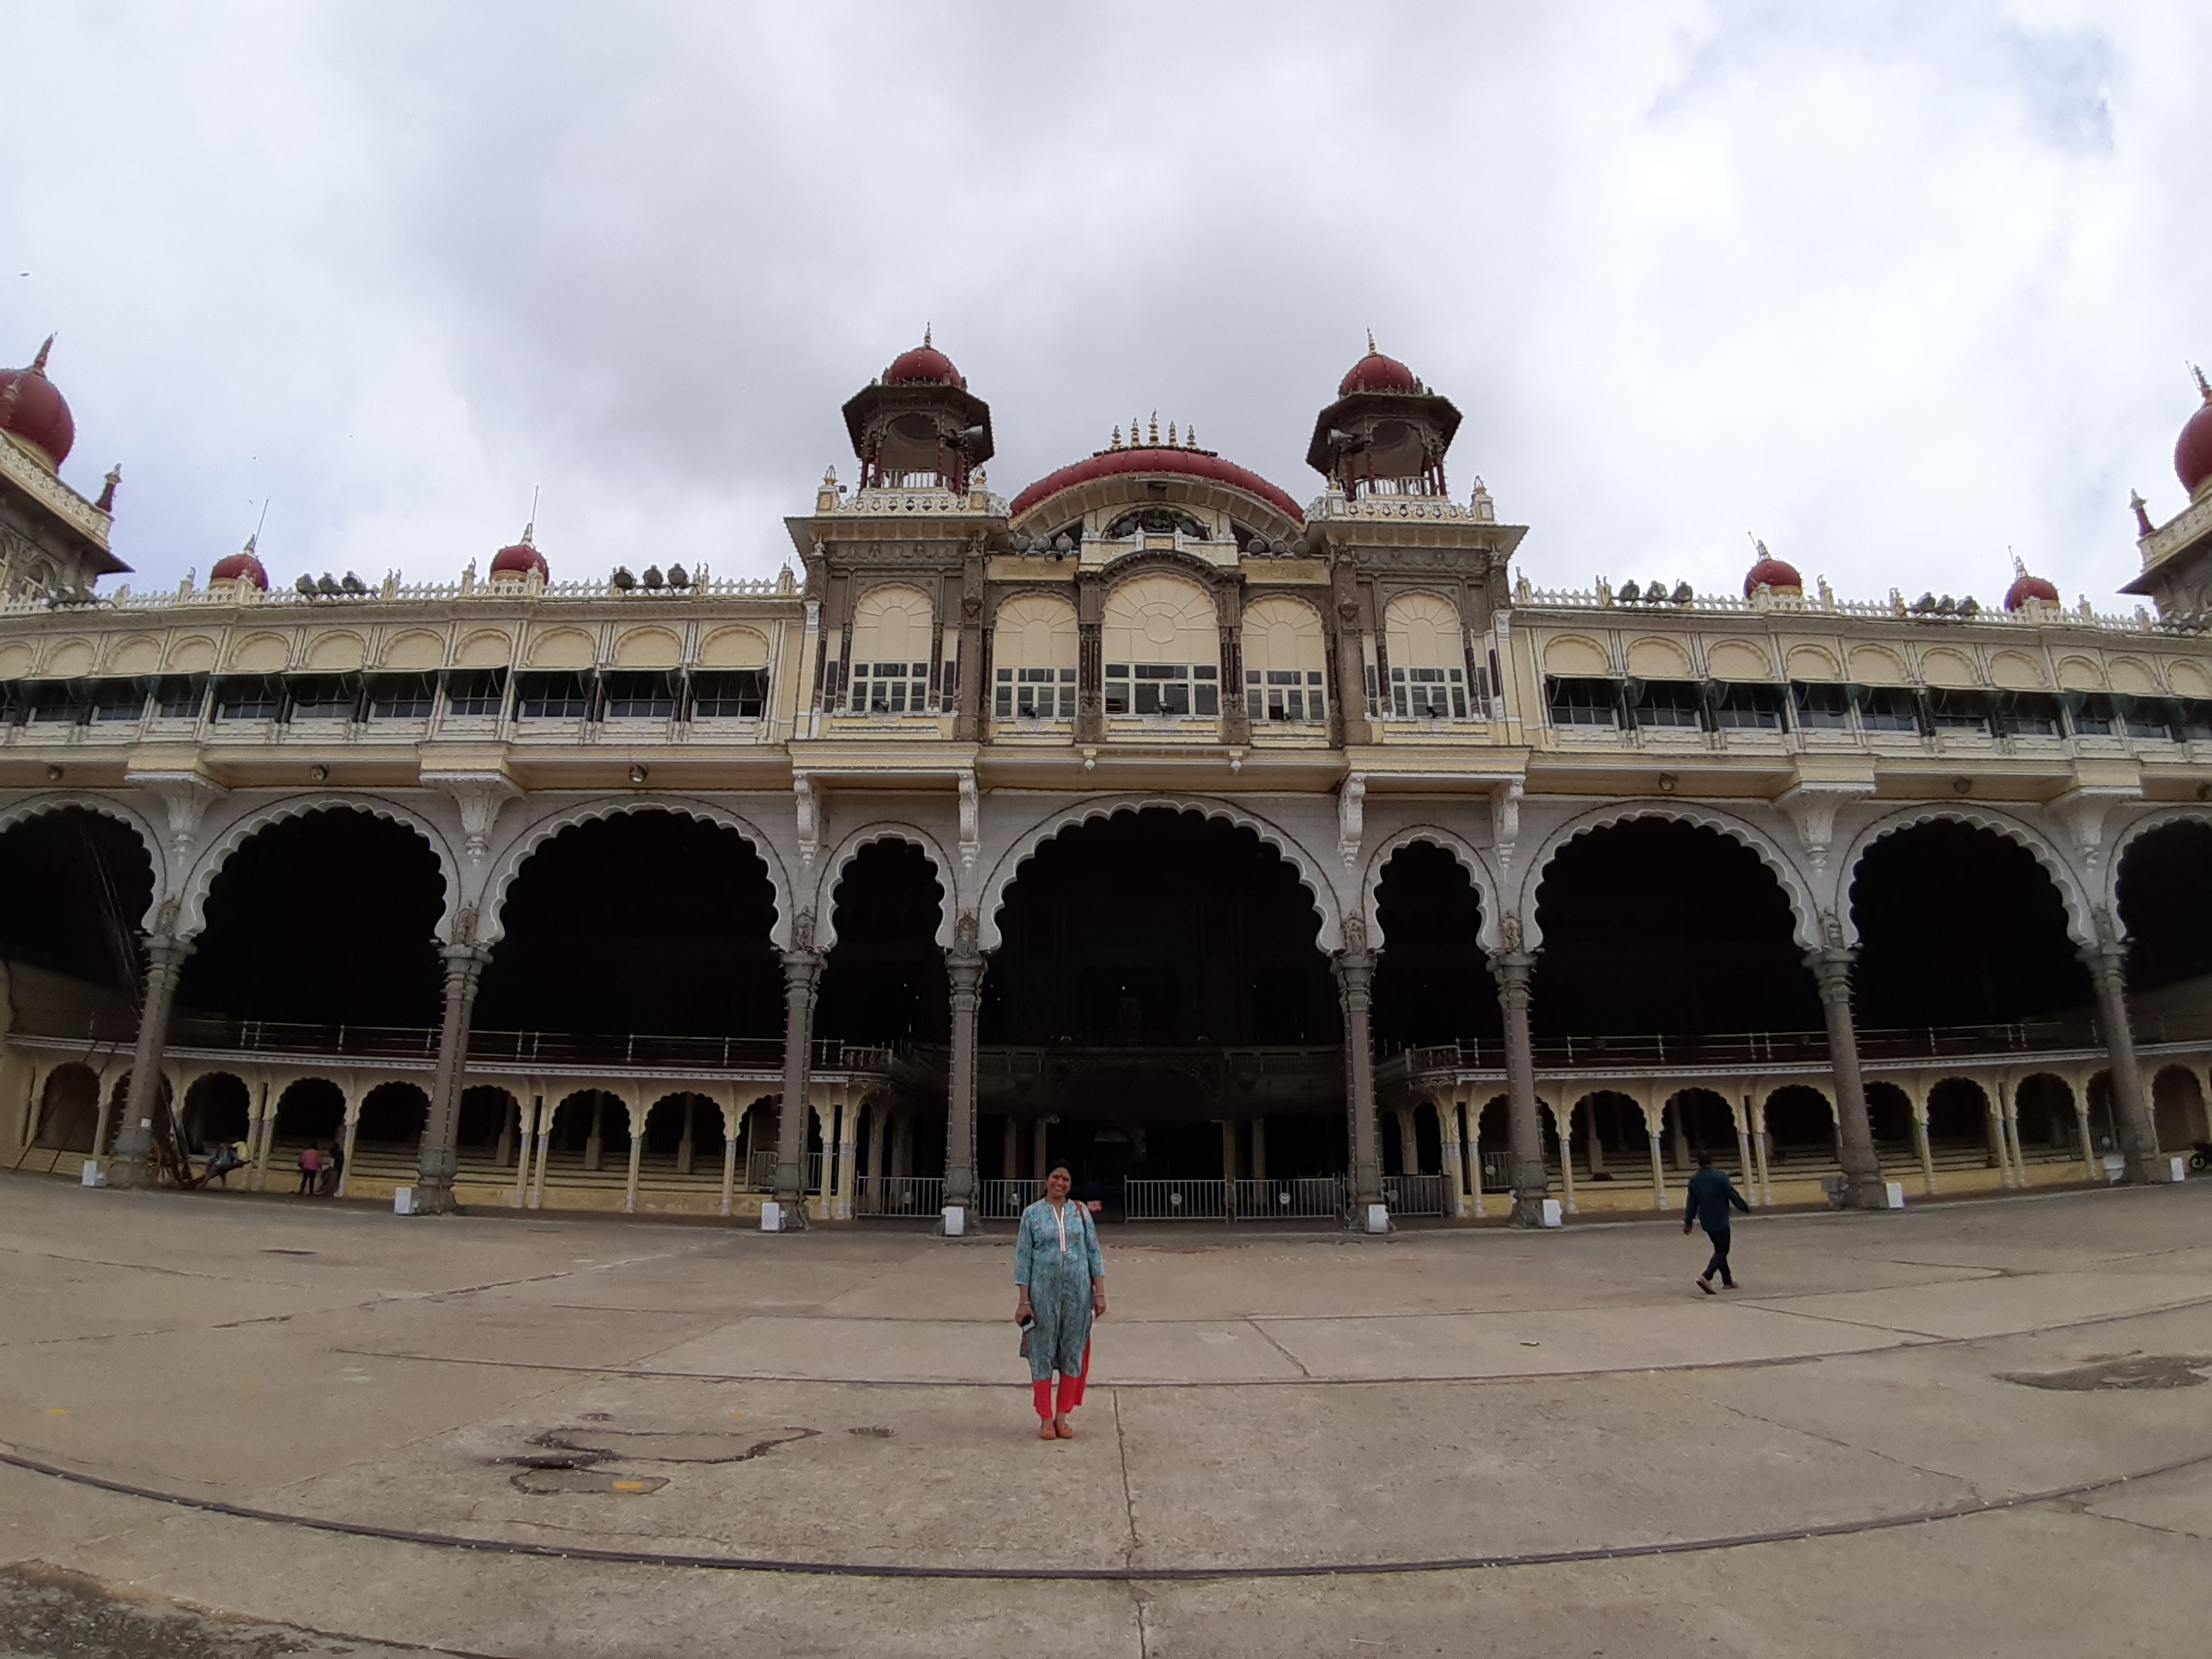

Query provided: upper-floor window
[444,669,507,718]
[691,669,766,719]
[151,675,208,721]
[1383,592,1473,718]
[1857,687,1922,733]
[993,592,1079,721]
[999,665,1075,719]
[1927,688,1992,733]
[1103,574,1218,719]
[1242,597,1327,724]
[87,679,149,723]
[365,673,435,719]
[603,671,676,720]
[1547,677,1620,726]
[1710,683,1787,731]
[849,660,931,714]
[212,675,280,721]
[515,671,589,720]
[846,585,934,713]
[1996,691,2063,738]
[285,675,357,721]
[1630,679,1701,729]
[1791,682,1850,730]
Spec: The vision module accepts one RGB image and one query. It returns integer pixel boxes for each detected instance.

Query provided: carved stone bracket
[127,770,228,866]
[957,769,980,872]
[1775,781,1873,873]
[1339,774,1366,868]
[2050,786,2136,876]
[1491,780,1522,873]
[793,774,819,871]
[424,771,522,864]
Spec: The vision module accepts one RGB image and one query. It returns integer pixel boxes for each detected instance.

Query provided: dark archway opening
[981,808,1342,1194]
[2015,1073,2075,1153]
[182,1073,251,1150]
[33,1064,102,1151]
[1370,842,1502,1050]
[0,807,155,1040]
[2115,821,2212,1039]
[1530,820,1820,1038]
[1850,822,2088,1030]
[479,813,781,1039]
[180,811,444,1028]
[817,841,950,1046]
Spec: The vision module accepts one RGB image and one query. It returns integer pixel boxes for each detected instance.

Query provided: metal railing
[743,1150,824,1193]
[1228,1176,1347,1219]
[854,1176,945,1217]
[1382,1173,1449,1216]
[1123,1178,1229,1220]
[979,1178,1046,1218]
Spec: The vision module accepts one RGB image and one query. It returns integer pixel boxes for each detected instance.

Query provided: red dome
[0,337,75,468]
[2177,368,2212,497]
[1009,445,1306,524]
[885,343,963,387]
[490,532,548,581]
[2005,571,2060,611]
[1338,350,1419,397]
[210,549,269,589]
[1743,556,1802,597]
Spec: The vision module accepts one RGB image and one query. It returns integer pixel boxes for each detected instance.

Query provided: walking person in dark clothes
[1683,1150,1751,1293]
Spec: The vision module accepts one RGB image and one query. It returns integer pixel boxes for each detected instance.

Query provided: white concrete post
[836,1088,859,1220]
[1751,1095,1774,1206]
[1734,1095,1757,1208]
[249,1078,275,1191]
[2073,1081,2099,1182]
[529,1093,554,1209]
[336,1087,362,1198]
[1440,1100,1466,1219]
[1902,1081,1935,1195]
[1550,1102,1577,1216]
[1645,1092,1668,1211]
[1468,1103,1486,1218]
[720,1097,739,1217]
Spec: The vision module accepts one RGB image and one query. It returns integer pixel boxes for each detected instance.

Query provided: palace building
[5,335,2212,1229]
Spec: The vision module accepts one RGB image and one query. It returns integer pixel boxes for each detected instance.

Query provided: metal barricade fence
[744,1150,823,1193]
[979,1179,1044,1219]
[1228,1176,1346,1220]
[1122,1178,1228,1220]
[1383,1173,1449,1216]
[854,1176,945,1217]
[1478,1149,1514,1192]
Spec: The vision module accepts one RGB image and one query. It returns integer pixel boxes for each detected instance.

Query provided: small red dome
[210,548,269,589]
[1743,556,1802,597]
[2005,571,2060,611]
[2177,367,2212,497]
[0,337,76,468]
[1338,349,1419,397]
[490,531,548,581]
[885,342,963,387]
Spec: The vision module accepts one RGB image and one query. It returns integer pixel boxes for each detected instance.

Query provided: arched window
[1102,574,1219,717]
[1384,592,1468,720]
[1241,597,1328,724]
[992,593,1078,721]
[845,586,935,714]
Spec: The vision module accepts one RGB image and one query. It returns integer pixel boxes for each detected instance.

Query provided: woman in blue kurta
[1014,1164,1107,1439]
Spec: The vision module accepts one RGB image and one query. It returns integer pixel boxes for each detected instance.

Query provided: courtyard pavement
[1,1176,2209,1657]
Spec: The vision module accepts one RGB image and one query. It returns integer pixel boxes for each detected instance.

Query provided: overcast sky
[4,2,2206,610]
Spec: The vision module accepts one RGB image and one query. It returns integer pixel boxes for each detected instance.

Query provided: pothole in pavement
[1999,1353,2212,1391]
[495,1425,822,1493]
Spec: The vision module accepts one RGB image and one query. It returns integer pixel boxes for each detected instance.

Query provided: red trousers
[1032,1342,1091,1418]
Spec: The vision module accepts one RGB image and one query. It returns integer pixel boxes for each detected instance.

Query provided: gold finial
[1110,425,1122,449]
[1366,328,1376,355]
[924,321,933,349]
[2011,547,2027,578]
[1132,416,1141,447]
[2195,362,2211,404]
[1148,412,1159,446]
[1167,422,1177,447]
[28,333,52,374]
[1185,424,1197,449]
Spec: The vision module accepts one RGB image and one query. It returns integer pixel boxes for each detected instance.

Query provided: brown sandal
[1054,1418,1074,1439]
[1038,1420,1058,1440]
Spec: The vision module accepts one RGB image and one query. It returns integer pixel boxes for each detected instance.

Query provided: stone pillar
[1001,1117,1018,1189]
[1467,1103,1487,1219]
[2073,1083,2100,1182]
[720,1100,739,1217]
[1440,1103,1466,1218]
[106,936,194,1189]
[1551,1103,1577,1216]
[1750,1097,1773,1206]
[1586,1100,1607,1176]
[1990,1079,2017,1188]
[1668,1103,1691,1171]
[1905,1083,1936,1195]
[1250,1115,1267,1183]
[678,1095,697,1176]
[336,1090,362,1198]
[1032,1115,1049,1181]
[943,946,986,1227]
[866,1102,888,1212]
[412,945,492,1216]
[585,1093,605,1171]
[1733,1101,1756,1206]
[529,1097,553,1209]
[1221,1119,1239,1184]
[249,1078,275,1191]
[836,1091,860,1220]
[1334,941,1384,1216]
[2080,943,2166,1182]
[1982,1084,2010,1181]
[509,1095,538,1207]
[495,1095,515,1169]
[774,946,825,1224]
[1489,950,1548,1225]
[623,1100,643,1213]
[1804,947,1887,1209]
[1645,1094,1668,1211]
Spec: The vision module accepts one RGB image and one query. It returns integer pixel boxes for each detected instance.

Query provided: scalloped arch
[0,793,171,930]
[979,797,1343,954]
[479,795,791,951]
[1837,805,2094,950]
[1516,802,1822,951]
[1360,825,1505,954]
[812,823,958,953]
[2105,806,2212,933]
[178,795,462,944]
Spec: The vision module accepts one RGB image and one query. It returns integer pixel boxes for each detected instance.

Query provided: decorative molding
[1774,780,1874,873]
[957,769,980,871]
[422,770,522,863]
[1339,775,1366,868]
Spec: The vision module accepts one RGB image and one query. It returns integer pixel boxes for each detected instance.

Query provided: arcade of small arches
[5,782,2210,1224]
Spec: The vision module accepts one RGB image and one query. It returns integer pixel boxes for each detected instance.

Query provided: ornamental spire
[28,334,52,374]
